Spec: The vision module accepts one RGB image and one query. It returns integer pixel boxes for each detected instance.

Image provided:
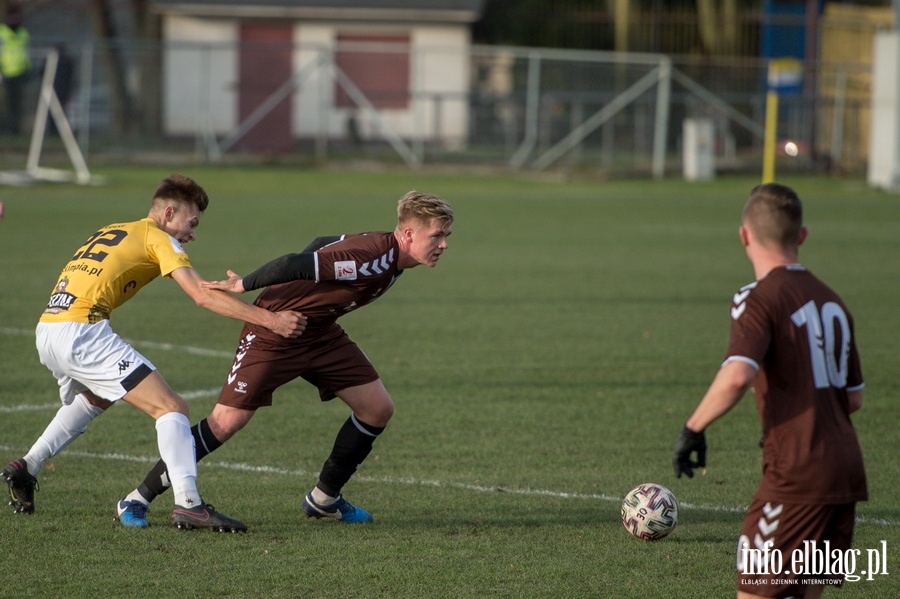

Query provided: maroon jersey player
[673,183,866,599]
[117,191,453,526]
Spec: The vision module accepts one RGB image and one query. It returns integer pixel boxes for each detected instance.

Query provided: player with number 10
[672,183,867,599]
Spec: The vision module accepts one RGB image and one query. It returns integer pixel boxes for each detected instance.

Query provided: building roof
[151,0,485,23]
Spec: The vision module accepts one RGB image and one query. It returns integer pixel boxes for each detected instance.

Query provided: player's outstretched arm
[685,359,756,432]
[674,359,756,478]
[171,266,306,338]
[201,269,246,293]
[210,252,319,292]
[302,235,342,252]
[203,237,340,294]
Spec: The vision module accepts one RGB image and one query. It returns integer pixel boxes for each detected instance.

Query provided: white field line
[0,444,895,527]
[2,329,896,527]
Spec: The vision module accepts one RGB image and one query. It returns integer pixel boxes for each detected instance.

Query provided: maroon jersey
[725,265,866,504]
[249,232,402,342]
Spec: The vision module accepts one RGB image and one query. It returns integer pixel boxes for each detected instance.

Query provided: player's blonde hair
[742,183,803,248]
[397,191,453,227]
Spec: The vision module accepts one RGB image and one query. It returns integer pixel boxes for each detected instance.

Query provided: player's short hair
[397,191,453,227]
[743,183,803,248]
[152,174,209,213]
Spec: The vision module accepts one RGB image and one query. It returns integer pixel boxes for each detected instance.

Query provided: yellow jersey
[40,218,193,324]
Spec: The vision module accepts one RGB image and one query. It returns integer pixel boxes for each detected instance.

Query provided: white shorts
[35,320,156,405]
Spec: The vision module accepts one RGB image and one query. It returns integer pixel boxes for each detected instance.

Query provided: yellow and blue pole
[763,58,803,183]
[762,90,779,183]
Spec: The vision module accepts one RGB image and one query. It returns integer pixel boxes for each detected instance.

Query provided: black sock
[137,418,223,502]
[316,414,384,498]
[193,417,223,460]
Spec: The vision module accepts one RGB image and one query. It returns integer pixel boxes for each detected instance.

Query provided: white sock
[123,489,149,506]
[311,487,336,506]
[155,412,201,508]
[24,394,105,476]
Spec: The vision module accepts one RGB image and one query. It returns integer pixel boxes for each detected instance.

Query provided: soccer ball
[621,483,679,541]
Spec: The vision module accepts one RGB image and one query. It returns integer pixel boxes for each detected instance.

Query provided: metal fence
[1,39,876,180]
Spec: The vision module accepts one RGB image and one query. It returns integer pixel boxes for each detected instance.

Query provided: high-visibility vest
[0,25,31,78]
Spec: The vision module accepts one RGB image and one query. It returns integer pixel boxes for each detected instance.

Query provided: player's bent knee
[350,403,393,429]
[366,391,394,418]
[207,405,255,440]
[123,389,188,419]
[364,400,394,428]
[211,416,249,439]
[122,370,190,418]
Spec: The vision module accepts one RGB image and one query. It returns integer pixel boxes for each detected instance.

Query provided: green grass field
[0,167,897,598]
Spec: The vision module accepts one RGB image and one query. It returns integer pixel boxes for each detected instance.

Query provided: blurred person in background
[0,0,31,135]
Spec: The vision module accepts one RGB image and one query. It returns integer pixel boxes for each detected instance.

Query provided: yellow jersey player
[2,174,305,532]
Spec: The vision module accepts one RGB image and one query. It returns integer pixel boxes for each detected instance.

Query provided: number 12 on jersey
[72,229,128,263]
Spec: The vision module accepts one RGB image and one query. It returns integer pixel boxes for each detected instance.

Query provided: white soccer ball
[621,483,679,541]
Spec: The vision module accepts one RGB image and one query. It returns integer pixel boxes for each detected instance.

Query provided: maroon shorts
[217,324,380,409]
[736,497,857,598]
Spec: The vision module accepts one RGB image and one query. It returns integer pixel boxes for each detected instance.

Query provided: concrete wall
[162,16,471,148]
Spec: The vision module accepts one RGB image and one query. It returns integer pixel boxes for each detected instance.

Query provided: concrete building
[153,0,484,152]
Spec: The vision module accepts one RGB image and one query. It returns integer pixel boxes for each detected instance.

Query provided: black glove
[673,426,706,478]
